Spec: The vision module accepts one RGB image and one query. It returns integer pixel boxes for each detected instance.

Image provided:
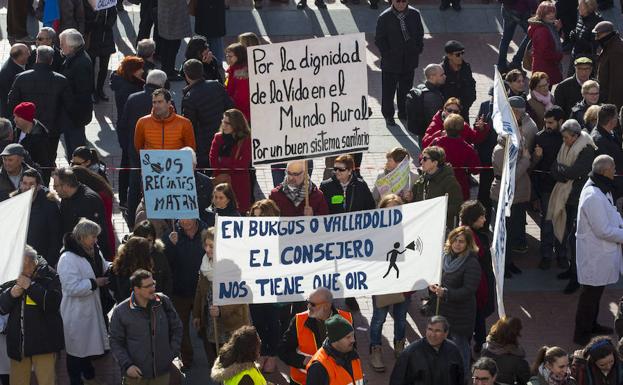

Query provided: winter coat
[596,33,623,108]
[429,253,481,338]
[225,64,250,122]
[472,227,495,316]
[527,91,554,130]
[0,162,35,202]
[118,83,161,166]
[475,100,499,167]
[422,111,490,149]
[533,128,563,195]
[527,19,563,85]
[61,47,94,127]
[7,63,73,136]
[192,272,250,344]
[405,81,445,136]
[551,141,595,207]
[320,175,376,214]
[15,120,53,171]
[157,0,191,40]
[572,351,623,385]
[60,0,85,33]
[269,184,329,217]
[518,112,539,154]
[0,58,24,118]
[26,46,64,73]
[389,338,464,385]
[554,75,585,118]
[57,234,111,357]
[576,178,623,286]
[440,57,477,118]
[491,144,531,204]
[59,183,112,259]
[481,341,531,385]
[194,171,214,225]
[411,164,463,227]
[182,79,234,168]
[83,3,117,58]
[194,0,226,38]
[134,106,196,152]
[209,133,252,214]
[203,202,240,228]
[26,188,62,267]
[569,12,603,60]
[571,100,595,129]
[374,6,424,74]
[528,374,577,385]
[0,258,64,361]
[110,71,144,139]
[592,126,623,175]
[110,293,183,378]
[428,135,481,201]
[163,220,208,298]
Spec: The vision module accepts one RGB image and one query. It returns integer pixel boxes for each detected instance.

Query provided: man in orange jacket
[134,88,196,152]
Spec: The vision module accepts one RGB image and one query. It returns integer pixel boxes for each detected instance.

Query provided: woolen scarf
[531,89,554,110]
[282,175,314,207]
[443,252,469,274]
[200,253,214,281]
[590,171,617,198]
[392,7,410,42]
[538,363,571,385]
[218,133,235,158]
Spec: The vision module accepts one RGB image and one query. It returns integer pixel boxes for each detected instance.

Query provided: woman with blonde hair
[481,317,531,385]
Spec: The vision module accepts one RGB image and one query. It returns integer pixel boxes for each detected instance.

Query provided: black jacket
[440,57,477,119]
[163,220,208,298]
[592,126,623,173]
[182,79,234,168]
[0,258,64,360]
[195,171,214,224]
[204,202,239,228]
[0,162,35,202]
[306,340,361,385]
[320,175,376,214]
[84,4,117,58]
[16,119,53,171]
[551,143,596,207]
[59,183,112,259]
[110,71,144,145]
[570,99,593,128]
[475,100,498,166]
[194,0,226,38]
[406,81,445,136]
[374,6,424,74]
[7,63,73,136]
[554,76,584,118]
[0,58,25,118]
[27,46,64,73]
[533,128,563,195]
[569,12,603,60]
[389,338,464,385]
[26,188,62,267]
[61,48,94,127]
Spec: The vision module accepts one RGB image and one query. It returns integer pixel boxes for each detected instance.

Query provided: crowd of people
[0,0,621,384]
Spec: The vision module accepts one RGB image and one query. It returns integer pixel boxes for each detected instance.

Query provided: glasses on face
[445,108,460,114]
[287,170,304,177]
[306,299,328,308]
[421,156,431,162]
[586,91,600,96]
[472,376,492,383]
[453,51,465,57]
[333,167,348,172]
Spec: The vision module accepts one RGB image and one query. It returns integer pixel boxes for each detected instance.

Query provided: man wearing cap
[13,102,53,185]
[0,143,35,201]
[593,21,623,109]
[279,287,352,385]
[554,57,594,117]
[305,314,363,385]
[0,44,29,119]
[509,96,538,152]
[440,40,476,124]
[374,0,424,126]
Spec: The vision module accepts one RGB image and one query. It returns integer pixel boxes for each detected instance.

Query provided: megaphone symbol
[405,237,423,255]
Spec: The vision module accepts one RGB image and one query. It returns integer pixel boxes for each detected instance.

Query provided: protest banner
[490,66,521,318]
[88,0,117,11]
[0,189,33,284]
[213,196,447,305]
[140,150,199,219]
[374,156,411,198]
[248,33,370,165]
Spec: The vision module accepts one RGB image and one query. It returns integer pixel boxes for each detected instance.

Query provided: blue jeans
[369,295,411,347]
[206,37,225,66]
[450,334,471,381]
[497,6,530,69]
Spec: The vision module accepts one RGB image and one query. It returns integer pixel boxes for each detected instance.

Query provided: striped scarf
[392,7,410,41]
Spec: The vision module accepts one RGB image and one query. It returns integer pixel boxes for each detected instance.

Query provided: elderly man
[0,44,29,118]
[573,155,623,345]
[0,143,35,201]
[269,160,328,217]
[405,63,446,139]
[305,314,363,385]
[279,288,353,385]
[0,245,63,385]
[13,102,53,184]
[0,118,14,153]
[137,39,157,76]
[440,40,477,123]
[390,316,464,385]
[554,57,594,117]
[59,28,93,157]
[593,21,623,109]
[27,27,64,72]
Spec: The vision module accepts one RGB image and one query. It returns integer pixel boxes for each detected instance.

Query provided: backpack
[405,85,429,137]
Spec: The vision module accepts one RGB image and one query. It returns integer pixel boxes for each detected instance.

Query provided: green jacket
[411,164,463,228]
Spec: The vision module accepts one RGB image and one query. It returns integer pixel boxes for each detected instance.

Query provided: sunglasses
[306,300,329,308]
[421,156,431,162]
[287,171,304,177]
[333,167,348,172]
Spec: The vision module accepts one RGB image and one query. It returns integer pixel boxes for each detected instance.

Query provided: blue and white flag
[490,66,520,318]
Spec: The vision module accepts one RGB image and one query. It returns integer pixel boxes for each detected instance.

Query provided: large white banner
[213,197,447,305]
[0,189,33,284]
[248,34,370,165]
[490,67,520,318]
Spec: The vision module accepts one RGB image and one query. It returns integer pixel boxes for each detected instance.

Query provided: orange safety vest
[290,309,353,385]
[306,347,364,385]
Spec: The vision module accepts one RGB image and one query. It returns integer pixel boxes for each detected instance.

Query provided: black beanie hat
[325,314,353,343]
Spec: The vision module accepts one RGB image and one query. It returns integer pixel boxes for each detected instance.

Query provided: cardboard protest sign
[140,150,199,219]
[88,0,117,11]
[0,189,33,284]
[213,197,447,305]
[248,33,369,165]
[374,157,411,198]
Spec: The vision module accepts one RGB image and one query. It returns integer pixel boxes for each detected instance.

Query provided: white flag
[0,189,33,284]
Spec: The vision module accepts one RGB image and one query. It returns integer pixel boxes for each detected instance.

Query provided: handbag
[374,293,406,308]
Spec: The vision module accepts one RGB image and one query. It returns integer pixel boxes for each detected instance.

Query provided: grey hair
[181,146,197,166]
[137,39,156,59]
[560,119,582,136]
[24,245,38,262]
[423,63,443,80]
[579,0,598,12]
[146,69,167,88]
[39,26,56,41]
[59,29,84,49]
[592,154,615,175]
[581,79,599,95]
[472,357,498,377]
[36,45,55,64]
[311,286,333,302]
[428,315,450,332]
[72,218,101,241]
[0,118,13,140]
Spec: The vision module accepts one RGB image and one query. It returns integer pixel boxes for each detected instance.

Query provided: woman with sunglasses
[319,154,375,215]
[572,337,623,385]
[422,97,489,149]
